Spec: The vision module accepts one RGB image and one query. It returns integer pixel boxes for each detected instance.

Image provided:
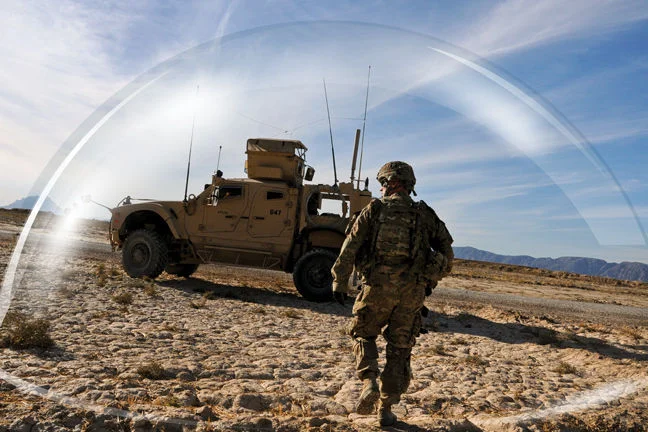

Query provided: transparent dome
[1,21,645,424]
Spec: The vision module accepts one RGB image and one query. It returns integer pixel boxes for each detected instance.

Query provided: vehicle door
[201,183,250,236]
[247,185,297,251]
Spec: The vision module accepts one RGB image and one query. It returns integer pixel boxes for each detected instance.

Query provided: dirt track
[6,225,648,327]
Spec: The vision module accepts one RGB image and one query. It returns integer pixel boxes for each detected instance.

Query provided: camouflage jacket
[331,192,454,294]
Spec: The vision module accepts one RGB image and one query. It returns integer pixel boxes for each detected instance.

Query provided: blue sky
[1,0,647,264]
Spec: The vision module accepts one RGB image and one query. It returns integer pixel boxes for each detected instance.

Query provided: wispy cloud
[458,0,648,57]
[0,0,140,202]
[425,178,547,223]
[548,205,648,221]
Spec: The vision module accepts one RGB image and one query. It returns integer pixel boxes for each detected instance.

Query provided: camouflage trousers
[349,270,425,406]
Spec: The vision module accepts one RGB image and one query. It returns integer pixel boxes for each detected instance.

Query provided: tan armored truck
[109,137,372,302]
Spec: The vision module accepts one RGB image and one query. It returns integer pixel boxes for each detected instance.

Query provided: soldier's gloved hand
[442,258,453,277]
[333,291,348,306]
[425,281,438,296]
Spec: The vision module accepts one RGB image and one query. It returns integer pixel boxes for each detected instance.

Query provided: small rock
[254,417,273,430]
[196,406,218,421]
[70,385,88,395]
[153,420,183,432]
[309,417,327,427]
[233,393,270,412]
[132,417,152,430]
[61,413,84,428]
[333,380,360,413]
[0,381,16,391]
[235,369,274,380]
[155,331,173,339]
[9,416,37,432]
[324,400,348,415]
[274,369,298,379]
[176,389,200,407]
[118,372,140,380]
[176,371,195,381]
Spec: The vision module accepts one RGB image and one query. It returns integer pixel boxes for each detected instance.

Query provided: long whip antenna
[183,85,200,202]
[357,65,371,189]
[216,145,222,172]
[323,78,338,186]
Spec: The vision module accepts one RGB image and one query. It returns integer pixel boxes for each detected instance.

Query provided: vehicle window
[217,186,243,199]
[267,191,284,200]
[320,197,347,216]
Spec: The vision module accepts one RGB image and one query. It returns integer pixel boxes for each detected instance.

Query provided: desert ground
[1,208,647,431]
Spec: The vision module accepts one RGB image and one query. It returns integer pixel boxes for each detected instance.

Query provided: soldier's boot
[356,377,380,415]
[377,401,397,427]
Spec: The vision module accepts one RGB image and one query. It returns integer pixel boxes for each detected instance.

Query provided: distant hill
[3,196,61,214]
[454,246,648,283]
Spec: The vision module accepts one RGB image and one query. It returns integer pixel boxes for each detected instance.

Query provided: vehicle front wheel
[166,263,199,278]
[122,229,168,278]
[293,249,338,302]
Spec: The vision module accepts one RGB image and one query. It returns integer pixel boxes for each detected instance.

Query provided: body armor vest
[373,197,418,266]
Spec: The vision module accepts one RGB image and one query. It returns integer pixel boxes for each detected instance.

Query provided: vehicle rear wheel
[122,229,168,278]
[293,249,338,302]
[166,263,199,278]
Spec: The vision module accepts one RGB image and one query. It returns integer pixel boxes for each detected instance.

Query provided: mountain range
[2,195,61,214]
[454,246,648,283]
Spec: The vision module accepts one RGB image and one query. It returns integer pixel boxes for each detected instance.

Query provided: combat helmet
[376,161,416,194]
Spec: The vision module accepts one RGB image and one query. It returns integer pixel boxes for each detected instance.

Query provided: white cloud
[426,179,545,223]
[0,0,139,203]
[458,0,648,57]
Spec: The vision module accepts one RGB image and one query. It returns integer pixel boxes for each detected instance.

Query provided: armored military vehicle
[109,136,372,302]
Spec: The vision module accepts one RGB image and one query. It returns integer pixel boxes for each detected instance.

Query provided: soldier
[331,161,453,426]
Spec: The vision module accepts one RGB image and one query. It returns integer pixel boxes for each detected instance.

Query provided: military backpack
[352,196,446,288]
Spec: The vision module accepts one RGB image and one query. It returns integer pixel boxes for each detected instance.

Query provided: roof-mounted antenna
[357,65,371,189]
[350,129,361,185]
[183,85,200,202]
[214,145,223,178]
[323,78,339,187]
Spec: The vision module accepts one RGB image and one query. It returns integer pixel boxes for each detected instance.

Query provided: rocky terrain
[1,209,647,431]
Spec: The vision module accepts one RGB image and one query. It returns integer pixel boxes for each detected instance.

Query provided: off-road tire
[166,263,199,278]
[122,229,169,279]
[293,249,338,302]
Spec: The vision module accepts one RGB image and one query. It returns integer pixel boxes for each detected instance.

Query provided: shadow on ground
[158,277,353,318]
[430,311,648,362]
[384,419,483,432]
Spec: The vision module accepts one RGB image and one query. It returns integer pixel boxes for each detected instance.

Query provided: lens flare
[1,21,644,425]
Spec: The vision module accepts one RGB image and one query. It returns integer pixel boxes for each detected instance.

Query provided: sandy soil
[1,209,647,431]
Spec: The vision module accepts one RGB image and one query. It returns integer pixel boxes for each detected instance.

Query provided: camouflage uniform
[331,163,453,412]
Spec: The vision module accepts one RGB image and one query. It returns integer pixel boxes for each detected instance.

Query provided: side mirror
[304,166,315,181]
